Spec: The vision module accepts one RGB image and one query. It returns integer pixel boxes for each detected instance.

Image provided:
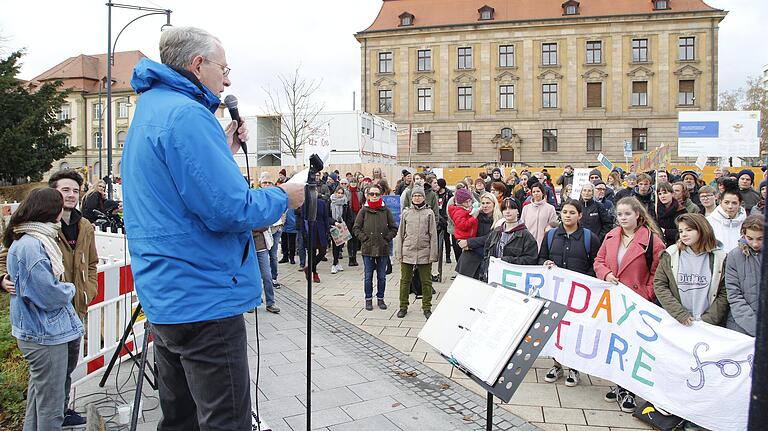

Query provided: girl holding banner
[653,213,729,327]
[594,196,665,413]
[538,199,601,387]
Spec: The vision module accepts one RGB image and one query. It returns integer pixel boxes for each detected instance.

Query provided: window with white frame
[499,45,514,67]
[378,52,393,73]
[458,86,473,110]
[542,43,558,66]
[58,104,71,121]
[417,88,432,112]
[542,83,558,108]
[499,85,515,109]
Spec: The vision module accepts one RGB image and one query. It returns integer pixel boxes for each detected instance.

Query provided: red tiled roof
[30,51,146,93]
[360,0,723,33]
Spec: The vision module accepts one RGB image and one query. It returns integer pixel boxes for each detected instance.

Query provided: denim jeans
[63,337,81,411]
[149,315,251,430]
[363,256,387,300]
[17,339,69,431]
[297,234,307,267]
[256,250,275,306]
[268,229,282,281]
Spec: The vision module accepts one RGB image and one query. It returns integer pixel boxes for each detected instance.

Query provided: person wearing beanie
[615,173,638,202]
[473,177,487,201]
[679,170,703,211]
[259,172,273,186]
[449,188,479,242]
[737,169,761,213]
[750,180,767,216]
[396,185,438,319]
[488,168,503,191]
[589,169,603,182]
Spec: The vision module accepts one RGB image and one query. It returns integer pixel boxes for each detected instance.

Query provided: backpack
[547,227,592,259]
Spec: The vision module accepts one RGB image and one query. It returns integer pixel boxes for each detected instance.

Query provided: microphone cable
[242,136,264,431]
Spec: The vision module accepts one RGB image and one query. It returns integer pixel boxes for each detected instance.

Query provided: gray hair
[159,26,222,69]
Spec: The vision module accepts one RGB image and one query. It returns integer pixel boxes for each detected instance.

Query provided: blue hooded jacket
[122,58,287,324]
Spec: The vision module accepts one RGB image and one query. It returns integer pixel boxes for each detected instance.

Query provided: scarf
[14,222,65,280]
[367,198,383,210]
[330,193,348,222]
[349,186,361,213]
[413,201,427,209]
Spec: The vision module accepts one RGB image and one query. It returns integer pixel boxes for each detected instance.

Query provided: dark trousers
[451,234,463,263]
[347,237,359,262]
[311,245,327,273]
[332,242,343,265]
[438,229,452,261]
[150,315,251,431]
[281,232,297,260]
[63,337,81,411]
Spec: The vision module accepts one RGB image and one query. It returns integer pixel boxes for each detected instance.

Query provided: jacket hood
[709,206,747,226]
[130,58,221,113]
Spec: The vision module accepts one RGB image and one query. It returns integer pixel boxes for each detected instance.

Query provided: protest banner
[487,258,753,431]
[570,168,592,200]
[631,145,671,173]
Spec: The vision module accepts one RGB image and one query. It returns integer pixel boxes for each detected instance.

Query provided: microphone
[223,94,247,153]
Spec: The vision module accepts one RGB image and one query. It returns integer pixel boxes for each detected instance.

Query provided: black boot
[377,299,388,310]
[365,299,373,311]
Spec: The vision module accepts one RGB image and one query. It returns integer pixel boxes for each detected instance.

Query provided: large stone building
[356,0,727,167]
[28,51,145,183]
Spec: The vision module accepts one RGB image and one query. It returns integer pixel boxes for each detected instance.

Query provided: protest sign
[487,258,753,431]
[632,145,671,173]
[570,169,592,200]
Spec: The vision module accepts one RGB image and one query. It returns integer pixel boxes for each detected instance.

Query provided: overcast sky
[1,0,765,115]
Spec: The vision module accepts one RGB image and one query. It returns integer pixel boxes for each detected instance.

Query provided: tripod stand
[98,303,157,431]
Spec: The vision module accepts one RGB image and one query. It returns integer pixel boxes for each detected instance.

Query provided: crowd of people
[258,163,764,417]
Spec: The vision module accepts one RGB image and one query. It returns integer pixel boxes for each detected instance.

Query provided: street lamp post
[106,2,171,199]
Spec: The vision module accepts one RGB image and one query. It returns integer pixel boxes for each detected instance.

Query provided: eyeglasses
[367,192,381,196]
[700,194,715,199]
[205,58,231,77]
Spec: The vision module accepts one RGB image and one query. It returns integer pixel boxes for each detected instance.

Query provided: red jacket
[448,204,478,240]
[594,225,665,302]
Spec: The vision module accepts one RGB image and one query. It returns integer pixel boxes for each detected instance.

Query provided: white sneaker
[565,369,580,387]
[337,263,344,271]
[331,265,338,274]
[543,366,563,383]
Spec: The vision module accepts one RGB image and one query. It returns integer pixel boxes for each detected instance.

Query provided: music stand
[446,294,567,430]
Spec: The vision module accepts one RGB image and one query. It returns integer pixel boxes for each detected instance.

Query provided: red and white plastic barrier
[71,233,147,388]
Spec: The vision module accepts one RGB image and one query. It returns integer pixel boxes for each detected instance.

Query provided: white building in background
[220,111,397,169]
[218,115,282,168]
[278,111,398,167]
[762,64,768,90]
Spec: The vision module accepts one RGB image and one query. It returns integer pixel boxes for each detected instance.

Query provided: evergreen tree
[0,51,74,184]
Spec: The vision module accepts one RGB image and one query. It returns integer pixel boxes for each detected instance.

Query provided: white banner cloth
[487,258,754,431]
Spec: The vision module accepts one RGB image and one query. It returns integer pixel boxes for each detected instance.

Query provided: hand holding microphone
[223,95,249,155]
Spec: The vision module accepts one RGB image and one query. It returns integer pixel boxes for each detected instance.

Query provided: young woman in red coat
[593,196,665,413]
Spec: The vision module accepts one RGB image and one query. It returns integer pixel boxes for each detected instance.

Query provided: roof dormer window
[653,0,670,10]
[478,5,495,21]
[562,0,580,15]
[399,12,414,27]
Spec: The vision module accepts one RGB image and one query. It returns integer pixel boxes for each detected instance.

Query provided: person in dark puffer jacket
[579,183,613,241]
[482,198,538,282]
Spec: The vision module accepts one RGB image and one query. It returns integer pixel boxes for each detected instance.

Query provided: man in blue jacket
[122,27,304,430]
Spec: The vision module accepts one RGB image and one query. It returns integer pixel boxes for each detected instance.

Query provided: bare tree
[264,67,324,166]
[719,76,768,162]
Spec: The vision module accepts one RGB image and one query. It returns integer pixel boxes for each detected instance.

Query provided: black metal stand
[98,303,157,390]
[447,290,568,430]
[129,325,152,431]
[303,155,323,431]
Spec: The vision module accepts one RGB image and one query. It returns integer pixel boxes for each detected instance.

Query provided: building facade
[356,0,727,167]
